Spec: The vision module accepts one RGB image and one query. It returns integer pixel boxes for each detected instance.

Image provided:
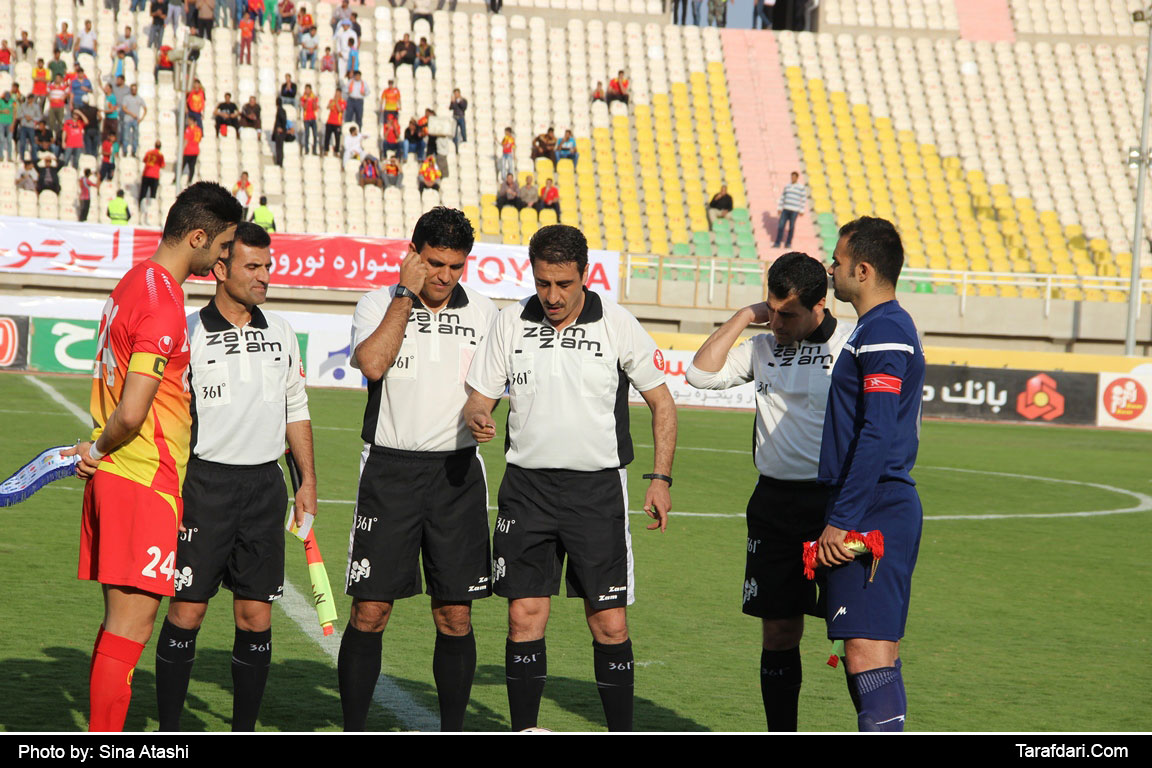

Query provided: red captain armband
[862,374,902,394]
[802,530,885,582]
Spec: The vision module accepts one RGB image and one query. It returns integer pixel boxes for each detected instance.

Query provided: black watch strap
[643,473,673,487]
[394,285,419,301]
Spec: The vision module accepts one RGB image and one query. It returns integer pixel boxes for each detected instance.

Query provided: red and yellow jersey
[382,87,400,110]
[142,149,165,178]
[90,260,191,496]
[502,135,515,154]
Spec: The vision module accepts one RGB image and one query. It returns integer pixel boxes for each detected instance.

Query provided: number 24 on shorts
[142,546,176,581]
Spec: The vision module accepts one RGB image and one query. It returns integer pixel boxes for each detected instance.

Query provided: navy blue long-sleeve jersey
[818,300,925,530]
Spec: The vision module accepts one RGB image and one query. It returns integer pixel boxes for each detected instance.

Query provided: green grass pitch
[0,371,1149,732]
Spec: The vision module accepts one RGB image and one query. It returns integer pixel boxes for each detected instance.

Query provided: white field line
[26,376,439,731]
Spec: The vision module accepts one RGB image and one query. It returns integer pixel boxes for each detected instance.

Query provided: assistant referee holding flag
[463,224,677,732]
[154,222,318,731]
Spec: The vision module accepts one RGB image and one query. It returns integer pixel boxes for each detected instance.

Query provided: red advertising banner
[4,217,620,300]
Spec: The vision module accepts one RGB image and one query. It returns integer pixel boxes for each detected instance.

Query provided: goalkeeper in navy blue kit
[686,252,852,731]
[817,217,925,731]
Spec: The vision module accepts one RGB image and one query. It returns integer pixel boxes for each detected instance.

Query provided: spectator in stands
[403,118,424,163]
[324,90,345,155]
[76,22,97,60]
[708,0,730,27]
[239,11,256,64]
[381,80,400,123]
[78,169,97,221]
[280,74,298,108]
[186,79,206,129]
[233,171,254,217]
[299,84,318,154]
[350,12,363,38]
[16,31,35,64]
[182,117,202,182]
[607,71,630,105]
[299,27,319,69]
[0,91,14,163]
[60,110,86,169]
[499,127,515,180]
[195,0,217,40]
[693,0,706,25]
[214,92,240,136]
[537,178,560,216]
[391,33,416,69]
[357,154,382,189]
[497,173,521,210]
[331,0,351,30]
[418,155,441,192]
[415,37,436,77]
[252,196,277,231]
[672,0,688,24]
[99,128,118,182]
[345,70,367,129]
[556,129,577,166]
[343,37,361,79]
[320,47,336,73]
[17,161,37,192]
[246,0,265,26]
[411,0,435,28]
[168,0,185,28]
[32,60,49,100]
[382,153,402,189]
[34,117,56,159]
[149,2,169,49]
[102,82,119,138]
[450,88,467,146]
[263,0,278,31]
[78,99,100,156]
[44,76,69,143]
[773,171,807,248]
[239,95,262,134]
[140,141,164,213]
[56,24,75,55]
[155,45,174,78]
[754,0,775,29]
[17,95,42,162]
[417,108,438,157]
[48,52,69,84]
[380,112,402,158]
[0,41,11,74]
[488,0,503,14]
[297,4,314,33]
[37,154,61,195]
[70,65,93,106]
[107,189,132,224]
[272,97,290,165]
[278,0,296,33]
[343,124,364,166]
[518,174,539,210]
[120,83,146,157]
[707,185,733,228]
[115,26,139,68]
[591,81,605,103]
[532,128,557,163]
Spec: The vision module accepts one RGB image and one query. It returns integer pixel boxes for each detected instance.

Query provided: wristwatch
[394,285,419,301]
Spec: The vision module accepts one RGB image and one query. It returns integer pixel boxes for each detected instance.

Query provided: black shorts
[173,457,288,603]
[346,445,491,602]
[742,475,830,620]
[493,464,632,612]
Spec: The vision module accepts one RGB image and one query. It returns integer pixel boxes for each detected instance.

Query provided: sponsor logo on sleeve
[653,348,665,371]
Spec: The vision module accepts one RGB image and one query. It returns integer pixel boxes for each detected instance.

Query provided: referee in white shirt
[155,222,318,732]
[686,252,852,731]
[463,225,677,732]
[338,207,498,732]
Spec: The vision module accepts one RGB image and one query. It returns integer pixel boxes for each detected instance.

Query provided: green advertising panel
[28,317,99,374]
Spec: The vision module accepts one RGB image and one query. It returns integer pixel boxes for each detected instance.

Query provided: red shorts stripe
[79,470,183,596]
[863,374,903,394]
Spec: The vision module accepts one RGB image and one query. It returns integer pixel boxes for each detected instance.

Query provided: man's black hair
[411,206,475,254]
[218,221,271,272]
[529,224,588,274]
[162,181,244,246]
[838,216,904,286]
[767,251,828,309]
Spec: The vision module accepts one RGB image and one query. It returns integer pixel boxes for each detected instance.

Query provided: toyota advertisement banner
[0,216,620,301]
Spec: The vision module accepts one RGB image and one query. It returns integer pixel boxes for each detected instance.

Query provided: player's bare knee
[350,599,392,633]
[586,607,629,644]
[167,599,208,631]
[234,600,272,632]
[507,599,549,641]
[431,601,472,636]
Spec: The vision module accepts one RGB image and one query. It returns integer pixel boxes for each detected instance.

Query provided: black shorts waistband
[758,475,825,491]
[369,444,477,462]
[189,455,281,472]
